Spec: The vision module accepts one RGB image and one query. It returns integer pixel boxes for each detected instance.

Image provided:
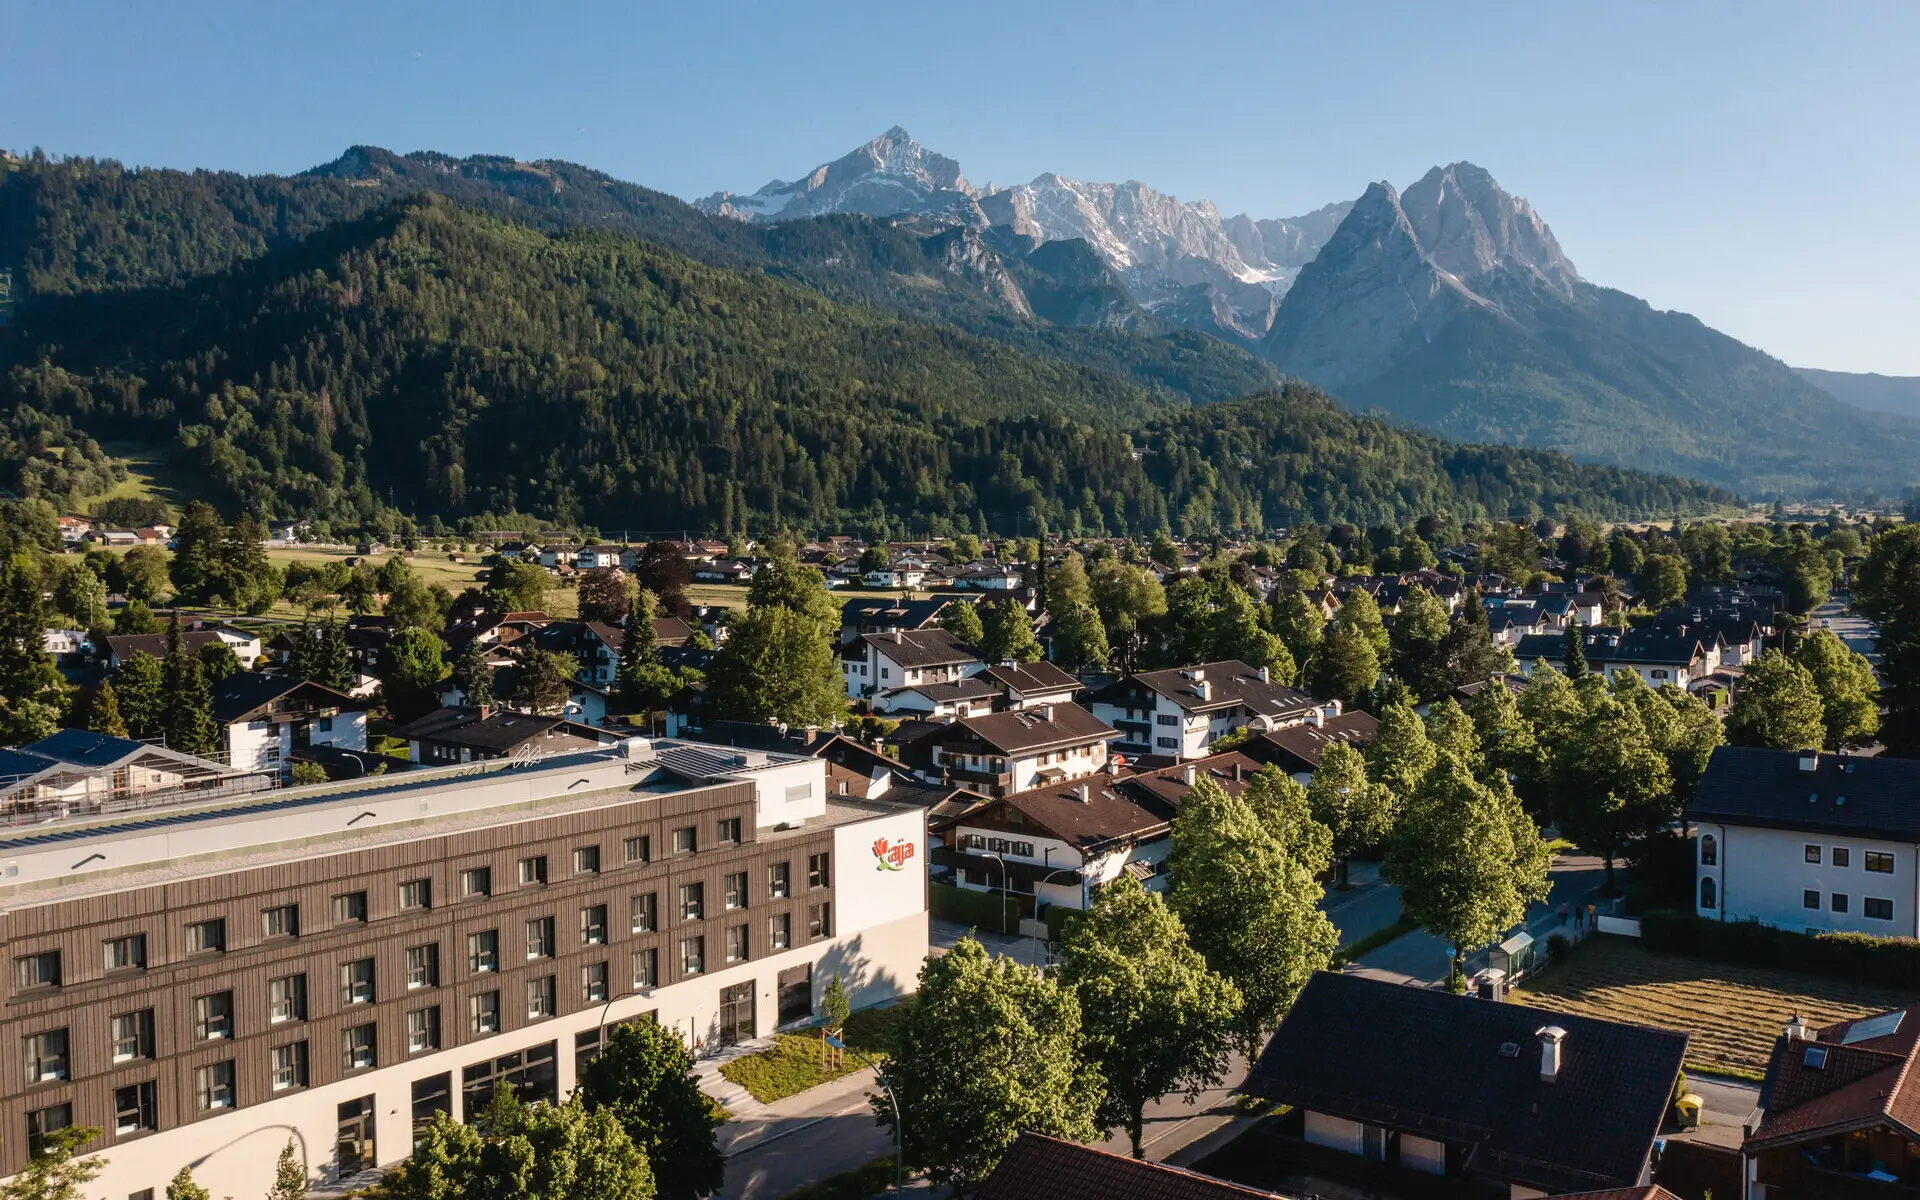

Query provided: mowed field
[1513,936,1919,1078]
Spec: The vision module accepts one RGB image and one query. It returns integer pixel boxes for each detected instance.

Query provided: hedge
[1641,909,1920,989]
[929,882,1021,934]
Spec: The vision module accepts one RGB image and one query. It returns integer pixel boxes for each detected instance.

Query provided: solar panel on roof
[1842,1011,1905,1044]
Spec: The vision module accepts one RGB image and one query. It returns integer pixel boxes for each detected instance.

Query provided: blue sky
[11,0,1919,373]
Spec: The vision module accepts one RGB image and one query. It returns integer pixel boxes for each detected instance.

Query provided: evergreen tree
[1166,778,1335,1053]
[979,597,1043,664]
[577,1018,722,1200]
[512,647,578,717]
[265,1137,307,1200]
[451,638,495,709]
[0,558,66,743]
[879,938,1102,1191]
[1726,650,1828,751]
[84,679,128,737]
[1855,525,1920,756]
[1563,615,1589,678]
[1057,875,1241,1158]
[164,1167,210,1200]
[168,500,223,602]
[937,599,985,646]
[160,617,217,756]
[615,589,660,713]
[318,618,355,691]
[112,650,164,737]
[1388,585,1451,699]
[1270,591,1324,667]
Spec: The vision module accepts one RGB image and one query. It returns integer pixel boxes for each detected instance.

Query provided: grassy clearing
[717,1002,909,1105]
[1512,935,1919,1078]
[89,440,193,514]
[1332,915,1417,966]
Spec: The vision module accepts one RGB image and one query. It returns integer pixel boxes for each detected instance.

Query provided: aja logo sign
[872,837,916,872]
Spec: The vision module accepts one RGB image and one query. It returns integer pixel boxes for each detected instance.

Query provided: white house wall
[1699,822,1920,938]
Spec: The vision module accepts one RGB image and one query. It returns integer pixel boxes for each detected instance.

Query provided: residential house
[898,703,1118,797]
[0,730,251,816]
[1536,591,1606,629]
[841,628,984,701]
[98,625,263,670]
[981,661,1080,710]
[652,614,695,647]
[42,629,89,657]
[950,563,1025,591]
[1245,710,1380,782]
[934,769,1168,911]
[532,619,626,687]
[1242,971,1686,1199]
[692,559,757,584]
[1115,751,1263,811]
[1088,660,1319,761]
[1690,746,1920,936]
[838,596,974,645]
[978,1133,1293,1200]
[1743,1006,1920,1196]
[389,706,623,765]
[874,676,1003,718]
[576,546,623,569]
[862,565,927,589]
[1513,627,1717,689]
[55,515,91,543]
[210,674,371,774]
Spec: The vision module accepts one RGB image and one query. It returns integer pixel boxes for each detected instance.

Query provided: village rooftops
[388,706,616,756]
[852,628,981,669]
[934,769,1167,855]
[982,660,1080,697]
[880,677,1002,704]
[1097,660,1317,719]
[1748,1007,1920,1149]
[1689,746,1920,842]
[1251,711,1380,773]
[936,703,1118,757]
[1117,751,1264,812]
[978,1133,1295,1200]
[209,673,367,725]
[1243,971,1687,1196]
[1512,627,1711,668]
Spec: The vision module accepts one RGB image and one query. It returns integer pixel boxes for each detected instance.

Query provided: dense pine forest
[0,152,1736,535]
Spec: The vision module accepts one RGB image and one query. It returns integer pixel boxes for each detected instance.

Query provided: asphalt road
[1354,854,1609,984]
[1816,598,1880,670]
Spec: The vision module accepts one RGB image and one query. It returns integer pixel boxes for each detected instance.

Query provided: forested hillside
[1,197,1733,533]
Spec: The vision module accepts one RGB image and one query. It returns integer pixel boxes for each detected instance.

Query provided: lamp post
[979,849,1013,935]
[828,1032,903,1192]
[1035,865,1082,967]
[593,985,655,1063]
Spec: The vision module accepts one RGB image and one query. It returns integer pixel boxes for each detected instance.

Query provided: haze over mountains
[699,128,1920,499]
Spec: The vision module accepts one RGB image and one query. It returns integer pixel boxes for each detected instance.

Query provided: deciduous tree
[937,599,984,646]
[1049,602,1109,673]
[979,597,1042,664]
[1726,650,1827,751]
[706,605,846,728]
[1304,619,1379,707]
[0,1125,105,1200]
[577,1018,723,1200]
[1307,741,1392,887]
[1795,628,1881,750]
[1388,586,1451,699]
[1856,525,1920,757]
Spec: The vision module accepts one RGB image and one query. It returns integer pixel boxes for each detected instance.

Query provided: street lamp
[979,849,1013,935]
[1035,865,1082,967]
[593,985,656,1061]
[827,1032,903,1193]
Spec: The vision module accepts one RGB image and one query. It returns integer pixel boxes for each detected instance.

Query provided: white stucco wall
[1700,821,1920,938]
[1304,1111,1362,1154]
[1403,1133,1446,1174]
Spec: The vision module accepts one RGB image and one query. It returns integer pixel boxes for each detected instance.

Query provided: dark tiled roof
[884,677,1002,703]
[100,629,237,661]
[978,1133,1291,1200]
[1097,659,1317,718]
[840,596,966,632]
[1253,711,1380,771]
[1243,972,1685,1195]
[24,729,153,766]
[982,661,1079,696]
[859,628,981,669]
[389,707,602,753]
[1117,751,1264,814]
[210,674,365,724]
[1689,746,1920,841]
[942,703,1117,756]
[939,771,1168,855]
[1750,1008,1920,1147]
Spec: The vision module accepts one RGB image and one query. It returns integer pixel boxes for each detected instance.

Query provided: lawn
[718,1002,909,1104]
[1512,935,1920,1078]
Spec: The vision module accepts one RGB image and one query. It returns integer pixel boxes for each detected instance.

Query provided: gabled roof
[1690,746,1920,842]
[210,673,366,725]
[1117,751,1264,814]
[939,770,1167,854]
[1095,660,1317,719]
[99,628,242,661]
[389,706,610,754]
[858,628,981,669]
[978,1133,1291,1200]
[881,677,1001,704]
[931,703,1118,756]
[1243,972,1686,1195]
[982,661,1079,697]
[1252,711,1380,772]
[839,595,966,632]
[1749,1008,1920,1148]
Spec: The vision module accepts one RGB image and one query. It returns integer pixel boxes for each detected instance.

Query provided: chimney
[1258,665,1270,684]
[1233,762,1244,783]
[1784,1013,1815,1041]
[1183,764,1196,787]
[1198,679,1213,701]
[1041,704,1055,722]
[1798,749,1820,773]
[1537,1025,1568,1083]
[1307,710,1324,728]
[1076,782,1091,803]
[838,780,848,795]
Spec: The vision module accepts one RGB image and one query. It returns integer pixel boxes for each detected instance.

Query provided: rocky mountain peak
[1399,161,1577,294]
[696,126,977,223]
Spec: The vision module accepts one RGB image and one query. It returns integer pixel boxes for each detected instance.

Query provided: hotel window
[333,890,368,924]
[103,933,147,971]
[809,853,831,889]
[400,878,433,911]
[1805,845,1822,864]
[519,856,548,886]
[1866,897,1896,921]
[680,882,705,922]
[408,1008,441,1054]
[1804,890,1820,909]
[460,867,492,897]
[1834,847,1852,868]
[114,1081,157,1134]
[22,1028,68,1084]
[574,846,601,875]
[406,944,440,989]
[769,862,791,899]
[196,1061,235,1111]
[717,817,742,845]
[526,917,555,960]
[624,835,651,864]
[632,947,659,989]
[809,903,833,939]
[727,924,749,964]
[342,1023,377,1072]
[1867,852,1896,874]
[112,1009,155,1061]
[268,972,307,1023]
[681,936,705,977]
[526,976,556,1020]
[194,991,234,1041]
[725,872,748,910]
[14,950,60,991]
[582,961,609,1004]
[631,893,657,934]
[469,930,500,974]
[1833,894,1851,913]
[271,1041,308,1091]
[261,904,299,939]
[471,991,500,1034]
[185,917,226,954]
[770,912,792,950]
[26,1104,71,1156]
[341,958,376,1005]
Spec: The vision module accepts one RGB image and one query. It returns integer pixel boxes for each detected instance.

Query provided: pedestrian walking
[1558,902,1568,926]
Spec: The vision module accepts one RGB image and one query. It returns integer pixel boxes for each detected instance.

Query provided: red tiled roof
[1749,1007,1920,1148]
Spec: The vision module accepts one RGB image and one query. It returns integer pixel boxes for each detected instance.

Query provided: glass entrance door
[777,964,813,1026]
[719,982,755,1046]
[336,1096,376,1175]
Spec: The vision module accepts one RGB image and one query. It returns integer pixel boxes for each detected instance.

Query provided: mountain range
[1798,368,1920,422]
[697,129,1920,499]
